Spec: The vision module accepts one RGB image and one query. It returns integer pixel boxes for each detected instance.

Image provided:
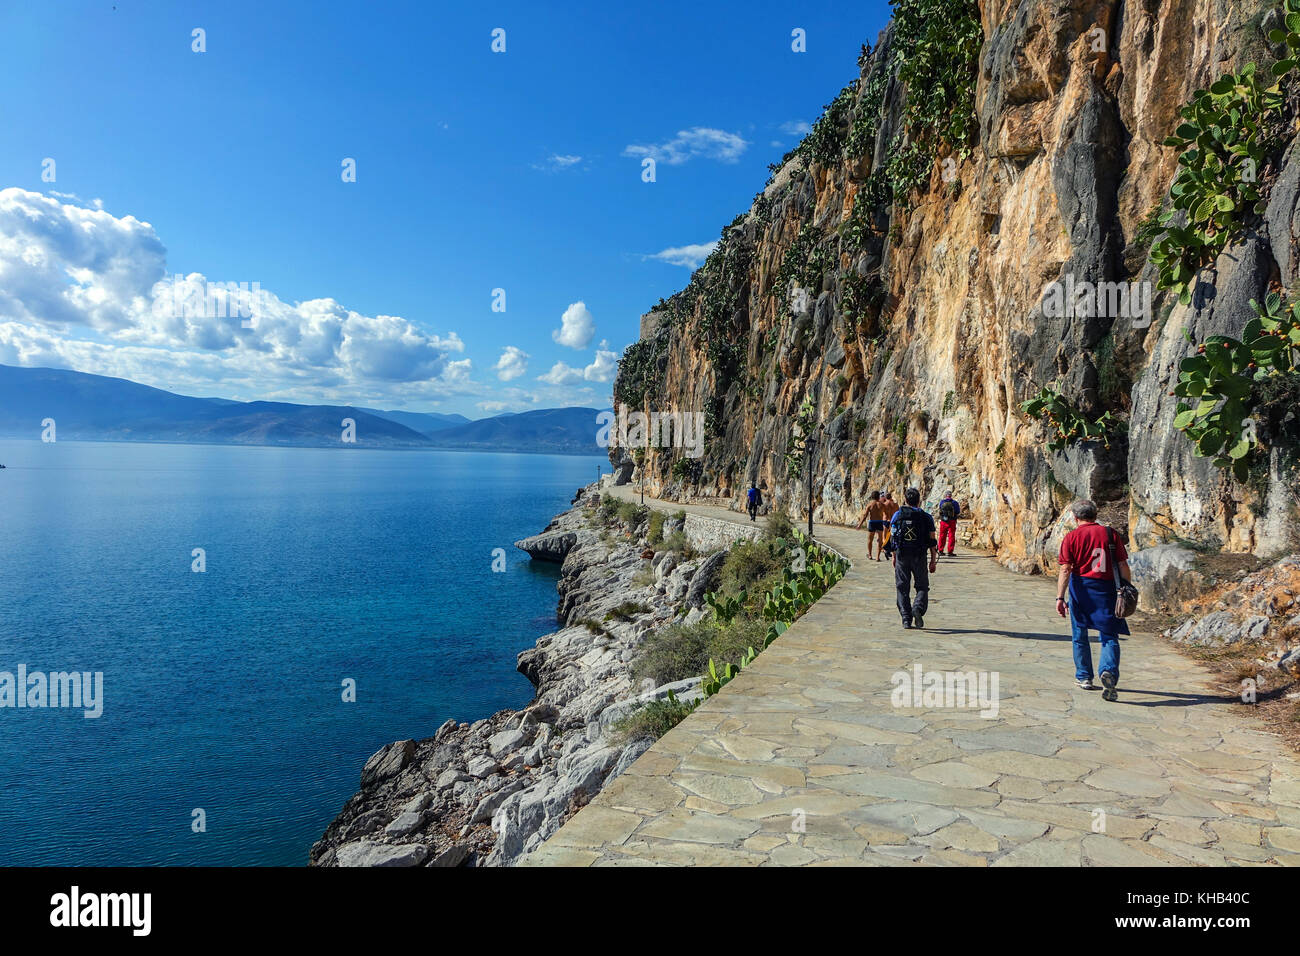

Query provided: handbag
[1107,527,1139,619]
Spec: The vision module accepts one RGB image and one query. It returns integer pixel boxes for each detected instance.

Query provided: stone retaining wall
[682,513,764,553]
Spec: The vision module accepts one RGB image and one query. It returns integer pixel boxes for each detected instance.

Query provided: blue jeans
[1071,618,1120,683]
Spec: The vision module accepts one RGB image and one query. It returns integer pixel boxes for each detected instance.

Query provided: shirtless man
[852,494,894,561]
[856,490,889,561]
[882,491,900,551]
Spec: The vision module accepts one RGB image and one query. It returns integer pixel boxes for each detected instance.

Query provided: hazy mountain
[425,407,608,455]
[358,407,470,436]
[0,365,602,454]
[0,365,431,447]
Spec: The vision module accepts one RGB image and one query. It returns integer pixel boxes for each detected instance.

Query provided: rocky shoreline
[309,482,746,867]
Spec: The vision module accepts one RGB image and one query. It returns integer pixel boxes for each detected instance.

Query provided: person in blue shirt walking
[746,483,762,522]
[884,487,938,628]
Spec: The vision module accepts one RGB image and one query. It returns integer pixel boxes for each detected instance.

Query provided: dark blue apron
[1068,575,1130,635]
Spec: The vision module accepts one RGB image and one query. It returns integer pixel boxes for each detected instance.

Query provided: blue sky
[0,0,890,417]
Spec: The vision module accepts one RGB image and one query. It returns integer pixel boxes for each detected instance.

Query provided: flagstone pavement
[521,488,1300,867]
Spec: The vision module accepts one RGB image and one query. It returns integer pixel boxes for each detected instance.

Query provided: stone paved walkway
[522,489,1300,866]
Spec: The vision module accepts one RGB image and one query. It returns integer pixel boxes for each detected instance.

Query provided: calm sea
[0,439,604,865]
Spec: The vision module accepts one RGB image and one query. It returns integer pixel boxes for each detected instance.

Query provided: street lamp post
[805,425,822,539]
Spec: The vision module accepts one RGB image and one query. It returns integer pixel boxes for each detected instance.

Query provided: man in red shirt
[1056,499,1132,701]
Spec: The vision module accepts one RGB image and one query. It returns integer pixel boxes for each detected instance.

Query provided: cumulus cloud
[538,361,584,385]
[647,241,717,270]
[551,301,595,350]
[494,345,529,381]
[622,127,749,165]
[583,340,619,382]
[0,187,470,404]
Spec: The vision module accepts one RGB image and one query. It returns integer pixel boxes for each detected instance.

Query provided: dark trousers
[747,502,758,520]
[895,551,930,622]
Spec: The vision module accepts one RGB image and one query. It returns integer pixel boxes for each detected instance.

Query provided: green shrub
[704,616,770,669]
[764,504,796,542]
[703,533,850,699]
[604,601,650,623]
[608,690,698,744]
[1172,291,1300,479]
[776,225,830,315]
[631,619,715,685]
[614,325,670,409]
[1141,0,1300,477]
[647,510,665,545]
[616,500,644,527]
[1020,385,1122,453]
[718,538,785,597]
[630,614,774,689]
[785,395,818,480]
[838,0,981,211]
[794,82,858,165]
[671,458,702,482]
[1149,62,1281,304]
[663,530,694,558]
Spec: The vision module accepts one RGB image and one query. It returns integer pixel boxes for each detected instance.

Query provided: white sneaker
[1076,678,1095,690]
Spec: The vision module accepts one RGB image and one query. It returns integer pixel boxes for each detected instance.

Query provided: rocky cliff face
[613,0,1300,572]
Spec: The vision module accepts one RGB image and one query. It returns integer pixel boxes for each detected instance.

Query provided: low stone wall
[683,513,763,553]
[679,510,851,569]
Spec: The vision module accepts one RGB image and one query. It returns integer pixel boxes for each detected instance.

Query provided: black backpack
[939,498,958,522]
[892,506,928,553]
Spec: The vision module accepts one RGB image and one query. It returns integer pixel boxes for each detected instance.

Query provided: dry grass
[1176,640,1300,756]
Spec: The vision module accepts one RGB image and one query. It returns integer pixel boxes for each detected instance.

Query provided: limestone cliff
[612,0,1300,572]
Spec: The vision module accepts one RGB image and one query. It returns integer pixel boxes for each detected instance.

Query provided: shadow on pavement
[1114,688,1241,707]
[926,627,1076,643]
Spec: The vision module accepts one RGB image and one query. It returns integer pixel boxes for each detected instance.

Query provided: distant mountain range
[0,365,607,455]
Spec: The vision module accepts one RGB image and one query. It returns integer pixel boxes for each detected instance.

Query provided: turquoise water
[0,439,604,865]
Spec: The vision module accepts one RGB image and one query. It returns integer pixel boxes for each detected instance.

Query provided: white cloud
[494,345,529,381]
[780,120,812,137]
[533,154,583,172]
[647,241,718,270]
[442,358,473,385]
[583,341,619,382]
[551,301,595,350]
[0,187,471,404]
[622,127,749,166]
[477,400,510,413]
[538,361,584,385]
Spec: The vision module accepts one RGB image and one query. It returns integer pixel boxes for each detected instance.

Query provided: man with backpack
[936,492,962,557]
[885,487,938,629]
[1056,499,1133,701]
[746,483,762,522]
